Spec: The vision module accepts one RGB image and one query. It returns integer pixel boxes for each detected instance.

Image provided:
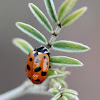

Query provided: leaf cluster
[13,0,90,100]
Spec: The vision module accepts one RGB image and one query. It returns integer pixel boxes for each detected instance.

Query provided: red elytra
[26,50,49,84]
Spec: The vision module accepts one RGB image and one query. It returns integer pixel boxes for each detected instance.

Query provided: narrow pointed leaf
[47,69,69,78]
[59,80,68,88]
[62,7,87,27]
[58,0,77,22]
[48,88,59,95]
[50,56,83,67]
[63,93,79,100]
[16,22,47,44]
[29,3,53,32]
[13,38,34,54]
[44,0,58,22]
[63,89,78,95]
[61,96,68,100]
[51,93,61,100]
[52,40,90,52]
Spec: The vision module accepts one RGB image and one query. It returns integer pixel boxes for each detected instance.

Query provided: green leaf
[29,3,53,33]
[63,93,79,100]
[62,7,87,27]
[52,40,90,52]
[16,22,47,44]
[50,79,59,88]
[50,56,83,67]
[48,88,59,95]
[13,38,34,55]
[58,0,77,22]
[44,0,58,22]
[52,82,61,90]
[63,89,78,95]
[61,96,68,100]
[47,69,68,78]
[59,80,68,88]
[51,93,61,100]
[60,67,66,72]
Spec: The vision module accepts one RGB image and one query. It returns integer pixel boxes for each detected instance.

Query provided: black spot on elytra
[34,67,41,72]
[34,52,38,57]
[43,56,46,59]
[27,65,30,71]
[36,59,40,63]
[30,58,32,61]
[28,77,31,80]
[46,61,48,65]
[49,66,51,69]
[41,72,47,76]
[35,79,40,81]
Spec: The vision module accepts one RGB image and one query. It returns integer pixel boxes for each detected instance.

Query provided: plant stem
[0,85,26,100]
[0,79,51,100]
[0,26,62,100]
[48,26,61,46]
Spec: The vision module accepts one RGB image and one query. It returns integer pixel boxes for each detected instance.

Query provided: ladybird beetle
[26,45,50,84]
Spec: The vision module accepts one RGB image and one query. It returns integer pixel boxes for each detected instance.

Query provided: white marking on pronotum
[38,52,42,55]
[44,51,48,54]
[33,51,36,53]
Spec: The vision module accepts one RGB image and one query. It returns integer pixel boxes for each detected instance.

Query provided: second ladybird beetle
[26,45,51,84]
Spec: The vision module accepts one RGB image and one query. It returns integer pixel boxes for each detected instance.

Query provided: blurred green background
[0,0,99,100]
